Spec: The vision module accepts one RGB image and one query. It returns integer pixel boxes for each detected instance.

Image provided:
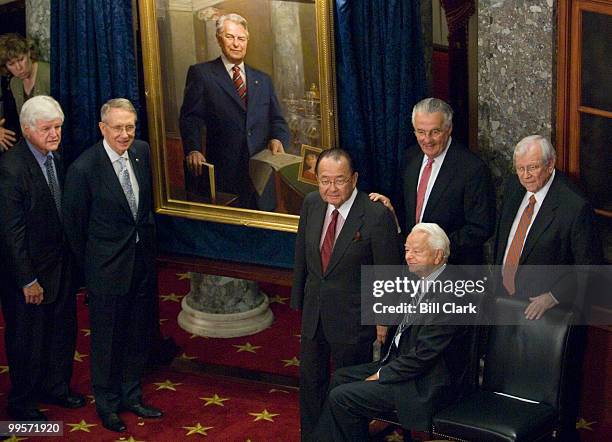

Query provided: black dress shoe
[122,403,163,418]
[99,413,127,432]
[7,406,48,421]
[39,392,86,409]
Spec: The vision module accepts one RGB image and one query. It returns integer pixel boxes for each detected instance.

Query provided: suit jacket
[401,141,496,264]
[62,140,156,296]
[291,190,403,344]
[0,139,67,303]
[378,266,472,430]
[493,172,602,305]
[179,57,290,199]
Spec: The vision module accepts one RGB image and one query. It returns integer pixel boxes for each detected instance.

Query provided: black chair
[432,297,576,442]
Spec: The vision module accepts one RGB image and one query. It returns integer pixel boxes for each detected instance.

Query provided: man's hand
[186,151,206,176]
[267,139,284,155]
[525,292,558,320]
[365,372,379,381]
[376,325,388,344]
[23,282,44,305]
[0,120,17,151]
[369,192,401,231]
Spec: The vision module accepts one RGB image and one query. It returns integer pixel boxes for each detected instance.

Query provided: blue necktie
[44,155,61,215]
[118,157,138,219]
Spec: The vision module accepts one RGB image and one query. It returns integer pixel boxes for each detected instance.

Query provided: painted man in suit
[313,223,472,441]
[63,98,162,433]
[494,135,602,320]
[0,95,85,421]
[179,13,290,210]
[291,148,403,439]
[371,98,495,264]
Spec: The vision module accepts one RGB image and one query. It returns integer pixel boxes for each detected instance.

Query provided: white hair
[20,95,64,129]
[411,98,453,129]
[513,135,556,165]
[216,13,249,37]
[410,222,450,260]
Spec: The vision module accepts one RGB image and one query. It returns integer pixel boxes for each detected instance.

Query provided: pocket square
[352,231,362,242]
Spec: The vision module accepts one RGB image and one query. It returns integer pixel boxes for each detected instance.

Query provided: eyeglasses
[106,124,136,135]
[515,164,543,175]
[318,177,352,187]
[414,129,445,139]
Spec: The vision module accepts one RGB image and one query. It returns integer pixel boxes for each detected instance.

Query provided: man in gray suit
[291,148,403,439]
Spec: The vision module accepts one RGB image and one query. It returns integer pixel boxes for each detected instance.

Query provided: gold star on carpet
[154,379,182,391]
[87,395,96,404]
[269,389,290,394]
[385,430,404,442]
[0,365,9,374]
[180,353,197,360]
[575,418,596,431]
[199,393,229,406]
[183,423,213,436]
[269,295,288,304]
[74,351,88,362]
[160,293,182,302]
[81,328,91,336]
[4,436,27,442]
[176,272,190,280]
[249,409,279,422]
[233,342,261,353]
[282,356,300,367]
[67,419,97,432]
[116,437,144,442]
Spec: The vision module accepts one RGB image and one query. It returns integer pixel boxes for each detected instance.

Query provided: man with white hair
[493,135,601,320]
[0,95,84,421]
[313,223,472,441]
[180,12,290,209]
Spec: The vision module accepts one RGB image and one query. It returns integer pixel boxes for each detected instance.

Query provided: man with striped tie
[180,13,290,209]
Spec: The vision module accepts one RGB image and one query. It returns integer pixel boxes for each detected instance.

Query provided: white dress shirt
[103,139,140,209]
[319,187,358,249]
[416,137,452,223]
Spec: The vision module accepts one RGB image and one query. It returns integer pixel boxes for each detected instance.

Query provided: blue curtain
[335,0,426,207]
[51,0,141,166]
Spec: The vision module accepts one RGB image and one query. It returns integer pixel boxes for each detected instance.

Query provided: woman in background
[0,33,50,150]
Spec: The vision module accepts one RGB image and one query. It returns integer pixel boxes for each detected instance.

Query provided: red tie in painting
[232,65,247,104]
[320,209,339,273]
[502,195,536,295]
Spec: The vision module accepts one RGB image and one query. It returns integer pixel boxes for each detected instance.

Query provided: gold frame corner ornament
[137,0,338,233]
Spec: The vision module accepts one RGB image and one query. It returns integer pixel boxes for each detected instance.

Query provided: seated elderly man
[313,223,474,442]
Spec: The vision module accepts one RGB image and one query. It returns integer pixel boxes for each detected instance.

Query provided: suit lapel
[307,198,327,276]
[324,192,365,275]
[404,151,421,225]
[97,143,134,218]
[17,141,60,220]
[496,179,526,264]
[211,57,246,110]
[245,66,261,112]
[519,179,559,264]
[128,146,145,220]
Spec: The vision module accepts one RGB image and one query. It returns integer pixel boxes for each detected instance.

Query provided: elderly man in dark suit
[313,223,472,441]
[0,95,85,421]
[371,98,495,264]
[494,135,602,320]
[63,98,162,433]
[291,148,403,439]
[179,13,290,210]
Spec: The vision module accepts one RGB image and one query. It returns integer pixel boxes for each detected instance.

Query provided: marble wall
[477,0,555,189]
[26,0,50,62]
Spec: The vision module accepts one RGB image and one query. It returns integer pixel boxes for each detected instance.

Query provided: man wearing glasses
[371,97,496,265]
[291,148,402,439]
[493,135,602,319]
[63,98,162,433]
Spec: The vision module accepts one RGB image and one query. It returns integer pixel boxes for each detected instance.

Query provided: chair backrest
[483,297,575,410]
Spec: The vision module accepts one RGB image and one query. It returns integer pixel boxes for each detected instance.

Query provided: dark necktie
[503,195,537,295]
[320,209,339,273]
[44,155,61,215]
[415,158,434,223]
[118,157,138,220]
[232,65,247,104]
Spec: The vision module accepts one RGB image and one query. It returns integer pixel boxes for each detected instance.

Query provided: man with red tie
[291,148,402,440]
[179,13,289,209]
[493,135,602,319]
[371,98,496,265]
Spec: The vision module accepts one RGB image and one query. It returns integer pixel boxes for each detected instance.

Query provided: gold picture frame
[137,0,337,233]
